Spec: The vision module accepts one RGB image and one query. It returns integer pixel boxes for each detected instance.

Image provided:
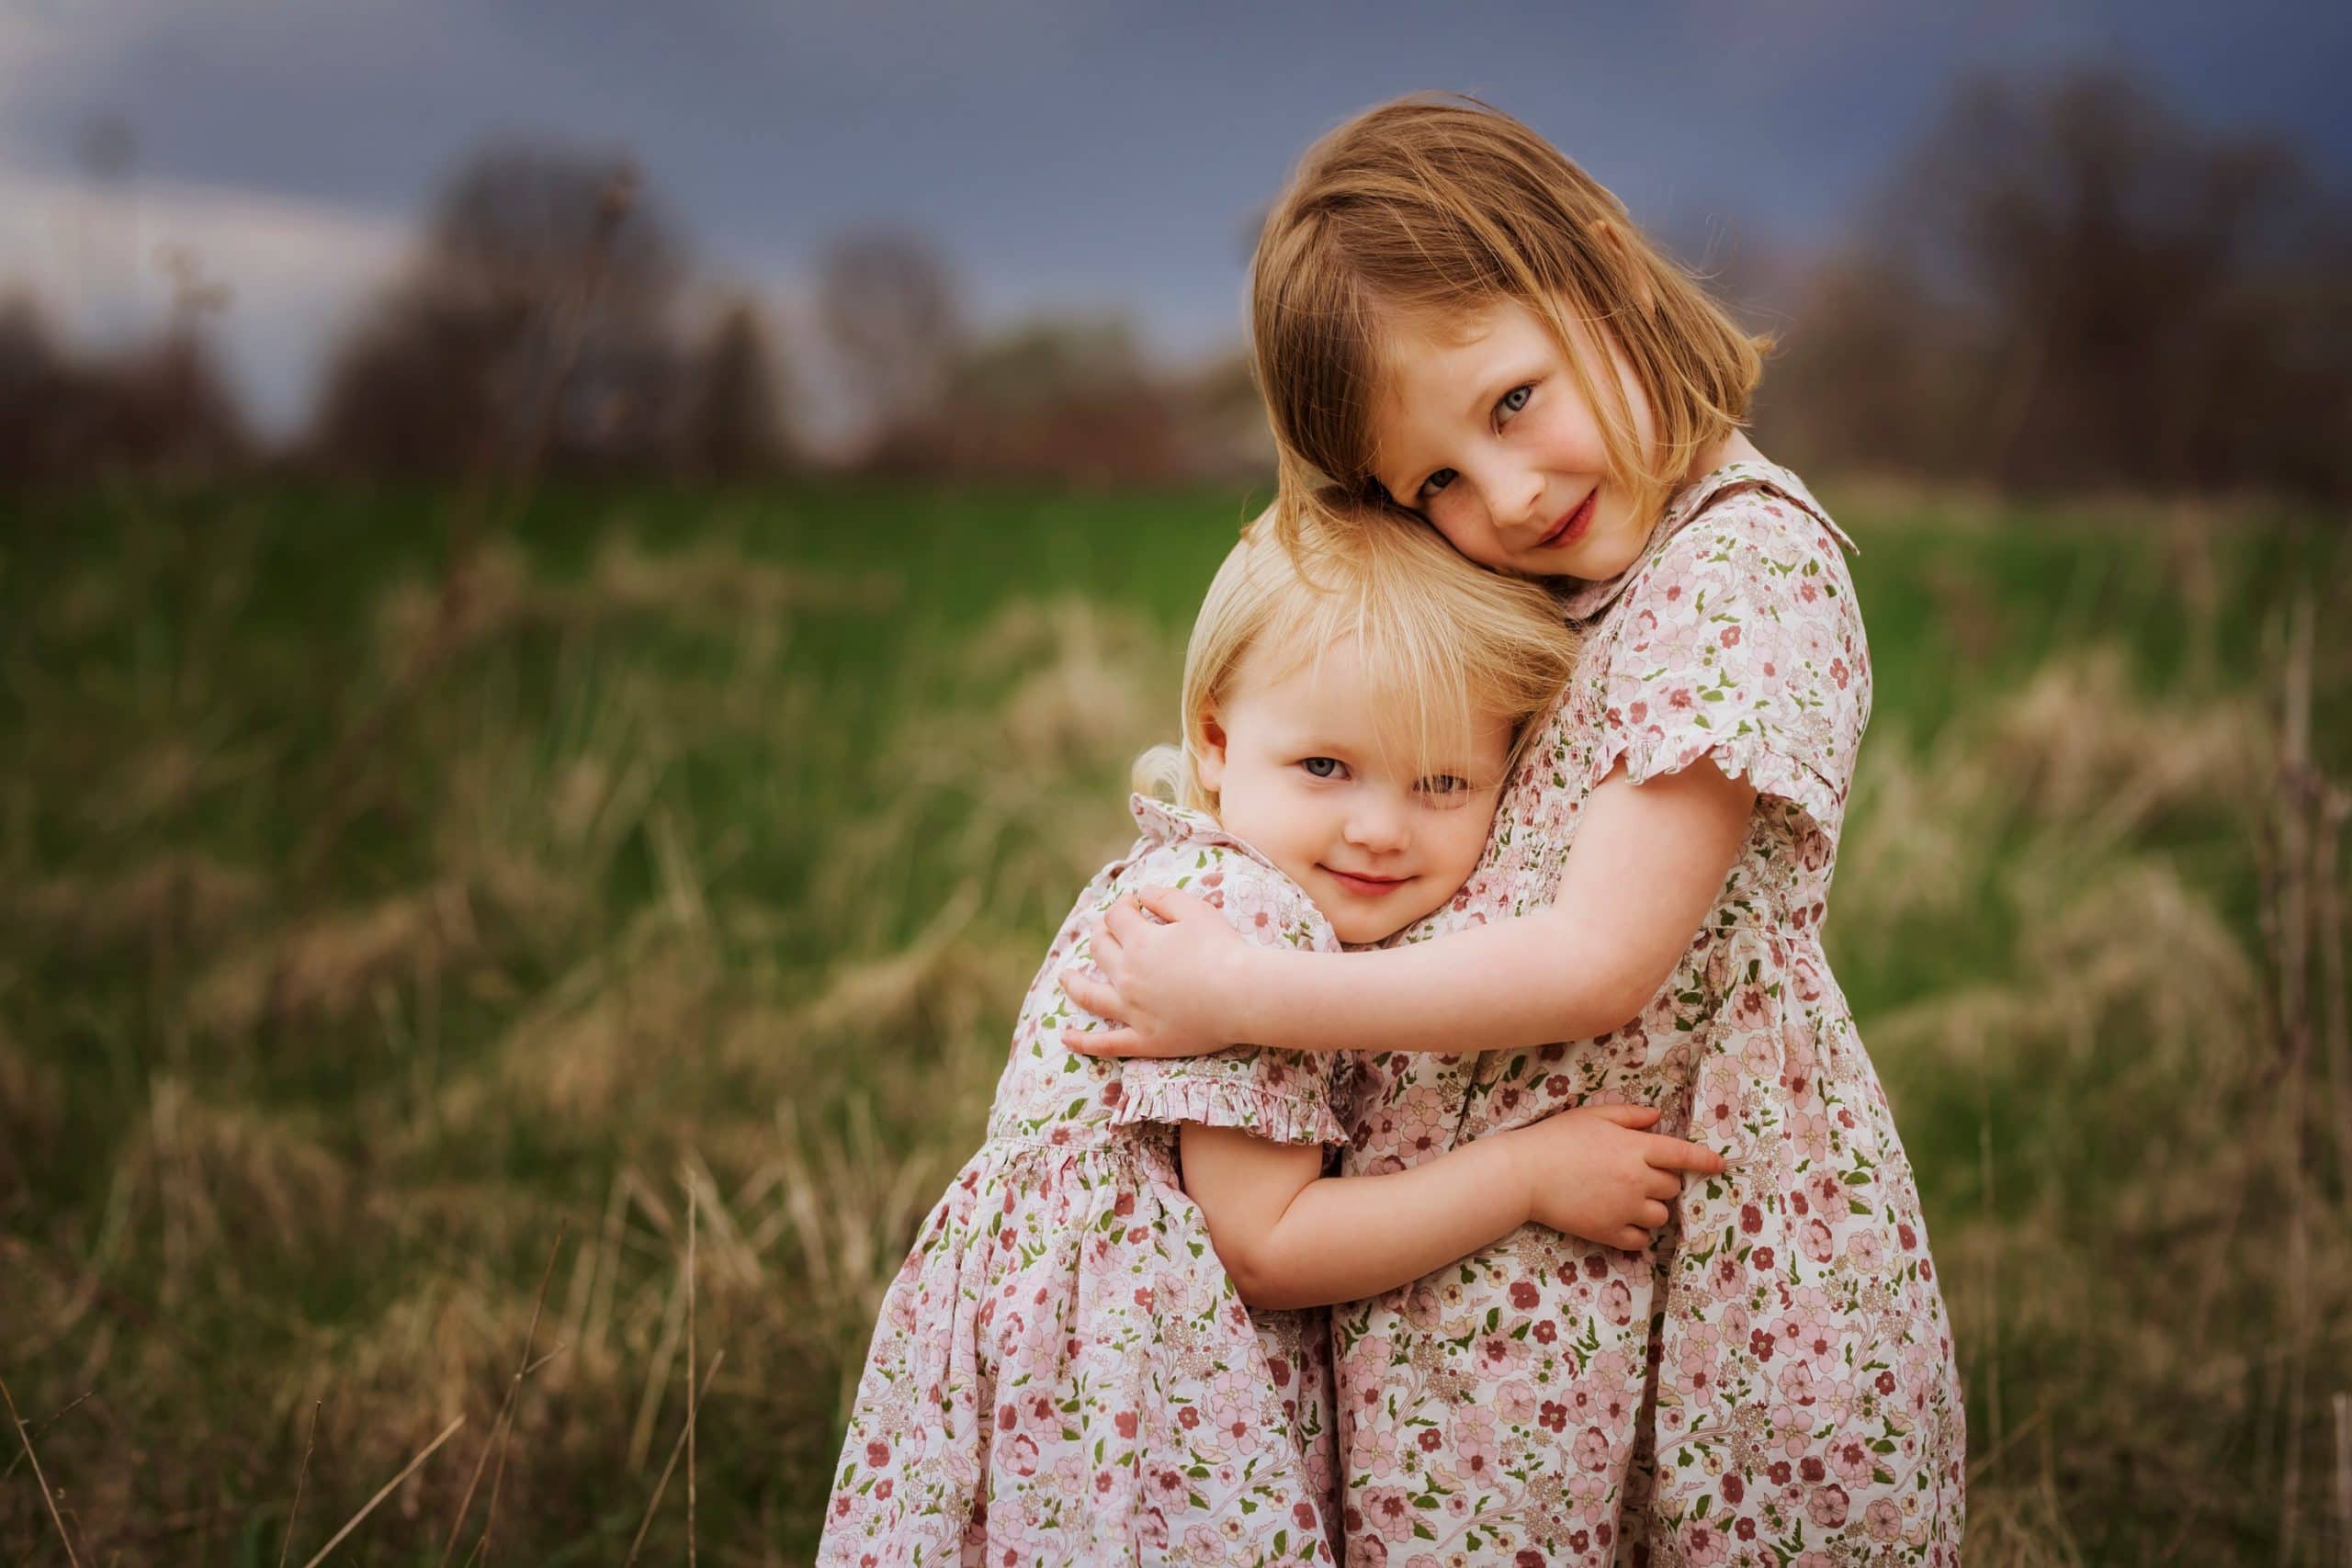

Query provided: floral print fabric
[1330,462,1965,1566]
[820,795,1346,1566]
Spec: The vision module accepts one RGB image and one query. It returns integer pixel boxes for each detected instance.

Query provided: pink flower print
[1362,1485,1417,1542]
[1498,1379,1538,1424]
[1799,1217,1837,1264]
[1707,1253,1745,1300]
[1183,1524,1221,1555]
[1866,1497,1905,1540]
[1004,1432,1040,1476]
[1720,626,1741,649]
[1680,1518,1729,1565]
[1455,1405,1502,1479]
[1805,1482,1850,1529]
[1574,1426,1611,1471]
[1829,1436,1874,1485]
[1846,1226,1884,1272]
[1600,1279,1634,1327]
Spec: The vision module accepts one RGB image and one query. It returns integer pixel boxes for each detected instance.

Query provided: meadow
[2,476,2347,1563]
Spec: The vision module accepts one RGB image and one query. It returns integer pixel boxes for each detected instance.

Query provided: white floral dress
[821,795,1345,1566]
[1329,462,1965,1566]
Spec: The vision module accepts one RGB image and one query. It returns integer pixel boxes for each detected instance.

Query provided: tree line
[3,69,2346,499]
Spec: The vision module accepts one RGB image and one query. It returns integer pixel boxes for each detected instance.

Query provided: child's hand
[1506,1104,1724,1252]
[1060,886,1255,1059]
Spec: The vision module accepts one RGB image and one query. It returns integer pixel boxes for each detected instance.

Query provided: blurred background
[2,2,2347,1562]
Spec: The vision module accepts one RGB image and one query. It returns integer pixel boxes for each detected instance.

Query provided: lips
[1536,490,1597,550]
[1322,867,1409,897]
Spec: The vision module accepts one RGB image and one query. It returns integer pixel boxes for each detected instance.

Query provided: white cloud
[0,162,411,434]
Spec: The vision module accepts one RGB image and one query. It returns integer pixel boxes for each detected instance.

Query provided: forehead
[1228,635,1512,763]
[1370,299,1554,473]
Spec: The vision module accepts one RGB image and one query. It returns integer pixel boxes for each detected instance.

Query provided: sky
[1,0,2345,437]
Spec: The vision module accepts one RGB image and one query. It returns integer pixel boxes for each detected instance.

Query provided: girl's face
[1200,637,1510,945]
[1371,296,1659,582]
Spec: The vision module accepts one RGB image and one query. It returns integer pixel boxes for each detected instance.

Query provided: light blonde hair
[1251,95,1766,543]
[1136,491,1580,814]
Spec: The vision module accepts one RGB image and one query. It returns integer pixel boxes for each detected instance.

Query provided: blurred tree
[313,141,688,476]
[680,296,791,476]
[818,230,962,444]
[1765,70,2352,499]
[874,317,1184,485]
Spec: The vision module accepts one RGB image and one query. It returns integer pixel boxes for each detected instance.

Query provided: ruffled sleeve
[1587,488,1870,847]
[1102,809,1348,1147]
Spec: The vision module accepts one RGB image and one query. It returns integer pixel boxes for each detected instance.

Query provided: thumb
[1587,1103,1663,1130]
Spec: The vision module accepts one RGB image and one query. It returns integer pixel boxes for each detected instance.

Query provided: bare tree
[680,297,790,477]
[313,141,689,476]
[1765,69,2350,499]
[817,230,961,443]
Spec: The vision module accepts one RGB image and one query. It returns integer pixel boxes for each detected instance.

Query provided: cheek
[1425,504,1507,569]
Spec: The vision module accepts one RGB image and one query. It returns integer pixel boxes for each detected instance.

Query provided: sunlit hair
[1251,94,1766,541]
[1135,491,1580,815]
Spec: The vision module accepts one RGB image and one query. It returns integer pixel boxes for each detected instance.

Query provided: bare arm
[1179,1105,1724,1312]
[1068,759,1757,1060]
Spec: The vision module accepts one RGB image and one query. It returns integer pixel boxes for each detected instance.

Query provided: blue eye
[1419,468,1458,501]
[1300,757,1342,779]
[1498,384,1532,416]
[1419,774,1470,796]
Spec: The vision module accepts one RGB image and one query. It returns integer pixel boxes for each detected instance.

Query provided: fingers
[1126,885,1201,922]
[1612,1226,1651,1252]
[1099,899,1150,947]
[1060,970,1125,1023]
[1643,1169,1685,1201]
[1644,1135,1726,1175]
[1063,1025,1148,1057]
[1585,1104,1662,1130]
[1639,1199,1670,1229]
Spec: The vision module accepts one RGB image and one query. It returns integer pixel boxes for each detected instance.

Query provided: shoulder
[1118,795,1339,953]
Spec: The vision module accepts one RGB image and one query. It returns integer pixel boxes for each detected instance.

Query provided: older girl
[1069,97,1965,1565]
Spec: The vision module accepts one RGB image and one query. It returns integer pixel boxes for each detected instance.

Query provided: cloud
[0,161,410,433]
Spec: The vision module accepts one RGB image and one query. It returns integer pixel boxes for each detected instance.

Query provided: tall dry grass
[0,479,2344,1561]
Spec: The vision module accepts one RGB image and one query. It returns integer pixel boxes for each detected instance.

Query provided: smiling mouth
[1322,866,1410,896]
[1535,491,1598,549]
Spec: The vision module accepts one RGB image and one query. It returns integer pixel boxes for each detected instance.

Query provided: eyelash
[1298,759,1474,798]
[1417,382,1534,502]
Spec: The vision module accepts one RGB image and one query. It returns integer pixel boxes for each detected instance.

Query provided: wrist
[1221,942,1281,1045]
[1488,1130,1538,1231]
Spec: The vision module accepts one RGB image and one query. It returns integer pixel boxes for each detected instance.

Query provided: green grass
[1,475,2346,1563]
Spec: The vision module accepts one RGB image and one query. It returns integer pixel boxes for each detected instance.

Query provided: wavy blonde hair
[1251,95,1766,543]
[1136,491,1580,815]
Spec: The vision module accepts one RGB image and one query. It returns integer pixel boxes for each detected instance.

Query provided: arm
[1179,1104,1724,1311]
[1068,757,1755,1059]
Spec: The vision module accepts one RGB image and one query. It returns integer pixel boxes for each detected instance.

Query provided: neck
[1688,427,1766,480]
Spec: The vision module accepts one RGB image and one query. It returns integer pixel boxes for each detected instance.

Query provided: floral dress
[821,795,1345,1567]
[1329,461,1964,1567]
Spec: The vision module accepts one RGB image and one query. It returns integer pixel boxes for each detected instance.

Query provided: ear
[1195,708,1229,795]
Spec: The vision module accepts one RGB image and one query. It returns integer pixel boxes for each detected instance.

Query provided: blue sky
[2,0,2344,435]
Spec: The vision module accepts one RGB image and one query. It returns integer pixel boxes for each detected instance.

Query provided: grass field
[2,476,2348,1562]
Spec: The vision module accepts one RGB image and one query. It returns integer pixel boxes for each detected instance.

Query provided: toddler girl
[1069,97,1966,1564]
[820,497,1724,1566]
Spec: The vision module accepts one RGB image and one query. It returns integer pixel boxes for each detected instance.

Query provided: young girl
[819,499,1725,1566]
[1067,97,1965,1564]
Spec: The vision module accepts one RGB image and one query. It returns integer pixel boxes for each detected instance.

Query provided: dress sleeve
[1589,494,1870,844]
[1107,848,1346,1148]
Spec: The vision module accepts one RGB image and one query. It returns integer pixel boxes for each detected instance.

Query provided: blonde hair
[1136,491,1580,814]
[1251,95,1766,542]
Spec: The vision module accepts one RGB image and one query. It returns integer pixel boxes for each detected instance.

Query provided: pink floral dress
[820,795,1346,1567]
[1329,462,1964,1566]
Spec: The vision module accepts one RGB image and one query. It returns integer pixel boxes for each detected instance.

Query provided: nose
[1343,791,1410,854]
[1472,456,1545,535]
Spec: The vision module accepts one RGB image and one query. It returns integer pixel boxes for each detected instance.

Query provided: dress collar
[1554,458,1854,626]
